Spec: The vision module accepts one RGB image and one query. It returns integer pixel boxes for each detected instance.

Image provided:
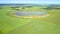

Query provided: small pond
[15,11,48,16]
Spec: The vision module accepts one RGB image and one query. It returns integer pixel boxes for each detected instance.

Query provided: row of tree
[42,6,60,10]
[11,6,32,11]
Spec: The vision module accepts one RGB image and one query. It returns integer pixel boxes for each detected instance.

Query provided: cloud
[0,0,60,4]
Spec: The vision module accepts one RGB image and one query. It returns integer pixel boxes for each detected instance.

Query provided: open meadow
[0,4,60,34]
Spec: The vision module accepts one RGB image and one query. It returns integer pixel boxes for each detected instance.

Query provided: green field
[0,6,60,34]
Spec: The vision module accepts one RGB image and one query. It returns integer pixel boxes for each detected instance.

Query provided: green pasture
[0,6,60,34]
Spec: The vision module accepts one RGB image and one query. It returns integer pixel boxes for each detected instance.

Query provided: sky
[0,0,60,4]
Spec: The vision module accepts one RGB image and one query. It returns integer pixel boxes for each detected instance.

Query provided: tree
[11,6,21,11]
[25,6,32,8]
[13,8,20,11]
[0,7,2,9]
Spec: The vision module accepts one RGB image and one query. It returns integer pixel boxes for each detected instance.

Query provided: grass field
[0,6,60,34]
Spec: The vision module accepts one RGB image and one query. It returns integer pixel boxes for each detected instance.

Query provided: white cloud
[0,0,60,4]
